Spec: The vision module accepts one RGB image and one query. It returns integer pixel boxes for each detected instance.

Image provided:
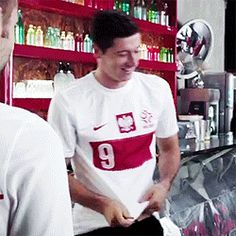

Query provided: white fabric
[0,103,73,236]
[48,71,179,234]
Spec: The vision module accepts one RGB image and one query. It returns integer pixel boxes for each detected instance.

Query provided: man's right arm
[66,158,134,227]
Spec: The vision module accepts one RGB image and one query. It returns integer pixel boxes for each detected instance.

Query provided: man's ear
[93,43,103,59]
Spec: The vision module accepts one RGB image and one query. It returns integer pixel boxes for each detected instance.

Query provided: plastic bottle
[60,31,66,49]
[35,26,44,47]
[53,62,69,93]
[26,24,35,46]
[15,9,25,44]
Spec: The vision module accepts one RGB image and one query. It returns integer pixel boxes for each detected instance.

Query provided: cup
[194,119,206,142]
[204,120,211,141]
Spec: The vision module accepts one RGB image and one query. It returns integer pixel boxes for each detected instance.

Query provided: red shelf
[14,44,177,71]
[19,0,176,37]
[13,44,96,64]
[19,0,95,18]
[133,18,177,36]
[12,98,51,111]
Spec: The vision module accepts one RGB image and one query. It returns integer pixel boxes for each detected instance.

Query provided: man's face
[96,33,141,89]
[0,6,17,71]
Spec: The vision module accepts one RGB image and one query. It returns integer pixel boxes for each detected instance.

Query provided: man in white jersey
[0,1,73,235]
[48,10,180,236]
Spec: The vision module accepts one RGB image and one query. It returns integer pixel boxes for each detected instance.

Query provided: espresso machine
[180,88,220,135]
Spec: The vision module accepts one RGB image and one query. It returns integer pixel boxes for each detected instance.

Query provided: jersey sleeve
[156,80,179,138]
[7,118,74,236]
[48,93,76,158]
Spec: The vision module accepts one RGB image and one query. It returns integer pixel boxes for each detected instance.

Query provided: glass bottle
[133,0,142,19]
[148,0,158,24]
[53,62,68,93]
[141,0,147,21]
[122,0,130,15]
[15,9,25,44]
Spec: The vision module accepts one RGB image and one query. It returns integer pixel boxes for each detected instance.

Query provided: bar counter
[180,133,236,157]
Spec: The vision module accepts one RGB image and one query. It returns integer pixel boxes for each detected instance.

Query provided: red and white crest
[116,112,136,133]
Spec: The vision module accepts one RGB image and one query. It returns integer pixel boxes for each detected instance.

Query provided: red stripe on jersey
[0,194,4,200]
[90,132,154,171]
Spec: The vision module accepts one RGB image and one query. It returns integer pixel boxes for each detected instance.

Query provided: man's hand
[100,198,135,227]
[138,182,169,220]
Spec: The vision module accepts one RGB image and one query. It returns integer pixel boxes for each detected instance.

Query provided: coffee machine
[180,88,220,135]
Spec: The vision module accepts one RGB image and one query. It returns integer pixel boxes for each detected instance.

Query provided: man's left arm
[139,134,180,217]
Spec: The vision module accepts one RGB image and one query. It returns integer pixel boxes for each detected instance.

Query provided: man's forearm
[68,174,109,214]
[156,135,180,190]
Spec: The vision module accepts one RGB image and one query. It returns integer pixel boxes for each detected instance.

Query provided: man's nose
[127,52,139,66]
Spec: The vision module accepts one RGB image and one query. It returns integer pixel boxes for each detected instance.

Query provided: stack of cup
[194,119,211,142]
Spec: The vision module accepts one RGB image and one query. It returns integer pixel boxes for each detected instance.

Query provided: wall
[177,0,226,73]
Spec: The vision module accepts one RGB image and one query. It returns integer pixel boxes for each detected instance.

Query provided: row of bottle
[54,62,75,93]
[139,44,174,63]
[13,62,75,98]
[114,0,170,26]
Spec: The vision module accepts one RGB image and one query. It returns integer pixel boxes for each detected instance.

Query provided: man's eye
[117,52,128,57]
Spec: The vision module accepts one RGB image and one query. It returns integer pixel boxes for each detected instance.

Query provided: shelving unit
[1,0,178,114]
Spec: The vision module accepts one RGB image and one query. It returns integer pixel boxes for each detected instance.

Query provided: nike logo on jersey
[93,123,106,131]
[0,194,4,200]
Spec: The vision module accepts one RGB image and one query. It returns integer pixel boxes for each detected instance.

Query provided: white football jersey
[48,71,178,234]
[0,103,73,236]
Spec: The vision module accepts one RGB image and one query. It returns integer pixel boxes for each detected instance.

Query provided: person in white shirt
[0,1,74,235]
[48,10,180,236]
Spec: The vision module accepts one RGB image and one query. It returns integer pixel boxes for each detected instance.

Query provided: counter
[167,134,236,235]
[180,133,236,157]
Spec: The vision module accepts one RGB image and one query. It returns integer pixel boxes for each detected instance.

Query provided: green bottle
[122,0,130,15]
[148,0,158,24]
[15,9,25,44]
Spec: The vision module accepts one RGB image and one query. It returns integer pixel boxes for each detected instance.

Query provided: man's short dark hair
[91,10,140,53]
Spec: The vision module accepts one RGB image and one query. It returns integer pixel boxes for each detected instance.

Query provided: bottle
[141,0,147,20]
[148,0,158,24]
[26,24,35,46]
[84,34,92,53]
[163,2,170,26]
[15,9,25,44]
[114,0,122,10]
[65,62,75,81]
[35,26,44,47]
[122,0,130,15]
[133,0,142,19]
[53,62,68,93]
[60,31,66,49]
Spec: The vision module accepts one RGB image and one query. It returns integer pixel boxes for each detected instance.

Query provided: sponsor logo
[93,123,107,131]
[140,110,154,128]
[116,112,136,133]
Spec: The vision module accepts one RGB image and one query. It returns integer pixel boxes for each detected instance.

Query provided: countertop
[180,133,236,157]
